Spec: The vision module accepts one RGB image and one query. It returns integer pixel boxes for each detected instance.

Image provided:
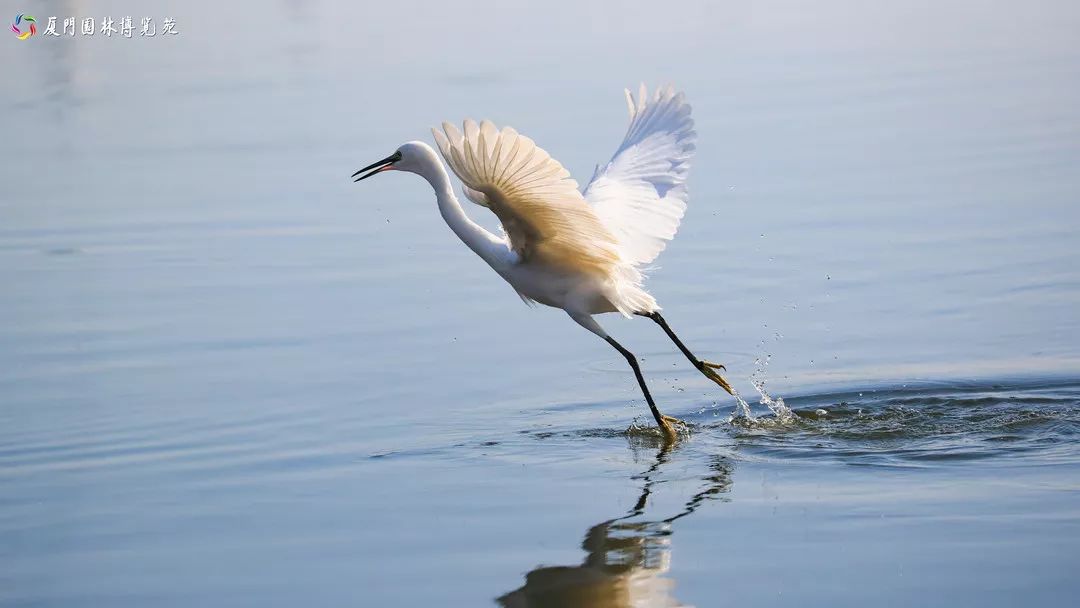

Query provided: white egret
[353,85,733,440]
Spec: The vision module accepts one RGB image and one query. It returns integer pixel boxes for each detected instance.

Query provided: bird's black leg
[637,311,735,395]
[604,335,680,441]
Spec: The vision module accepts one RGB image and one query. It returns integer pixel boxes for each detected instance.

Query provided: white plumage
[429,84,693,319]
[432,120,622,280]
[353,84,731,440]
[586,84,694,268]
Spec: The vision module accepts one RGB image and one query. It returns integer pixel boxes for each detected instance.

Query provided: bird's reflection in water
[497,440,733,608]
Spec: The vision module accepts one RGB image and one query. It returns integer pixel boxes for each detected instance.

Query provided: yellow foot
[697,360,735,395]
[658,415,687,442]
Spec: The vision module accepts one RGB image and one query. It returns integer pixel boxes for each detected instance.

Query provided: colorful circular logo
[11,14,36,40]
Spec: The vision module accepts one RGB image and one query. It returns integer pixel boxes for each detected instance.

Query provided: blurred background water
[2,1,1079,606]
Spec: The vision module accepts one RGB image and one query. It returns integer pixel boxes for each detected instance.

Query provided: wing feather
[584,84,696,268]
[432,120,621,278]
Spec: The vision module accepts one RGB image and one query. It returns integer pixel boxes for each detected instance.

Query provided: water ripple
[724,379,1080,466]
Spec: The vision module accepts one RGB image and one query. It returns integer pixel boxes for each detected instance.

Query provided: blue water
[3,1,1079,606]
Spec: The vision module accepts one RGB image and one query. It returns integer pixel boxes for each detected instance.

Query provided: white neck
[417,157,513,270]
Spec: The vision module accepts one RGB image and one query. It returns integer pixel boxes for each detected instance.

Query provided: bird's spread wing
[583,84,696,268]
[432,120,621,277]
[459,183,491,208]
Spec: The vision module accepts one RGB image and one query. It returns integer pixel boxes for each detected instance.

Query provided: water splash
[751,378,795,423]
[740,350,796,423]
[729,388,755,419]
[728,381,1080,466]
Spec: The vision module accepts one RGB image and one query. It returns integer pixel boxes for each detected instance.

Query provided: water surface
[2,1,1079,606]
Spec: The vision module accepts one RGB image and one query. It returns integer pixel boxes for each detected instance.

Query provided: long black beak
[352,151,402,182]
